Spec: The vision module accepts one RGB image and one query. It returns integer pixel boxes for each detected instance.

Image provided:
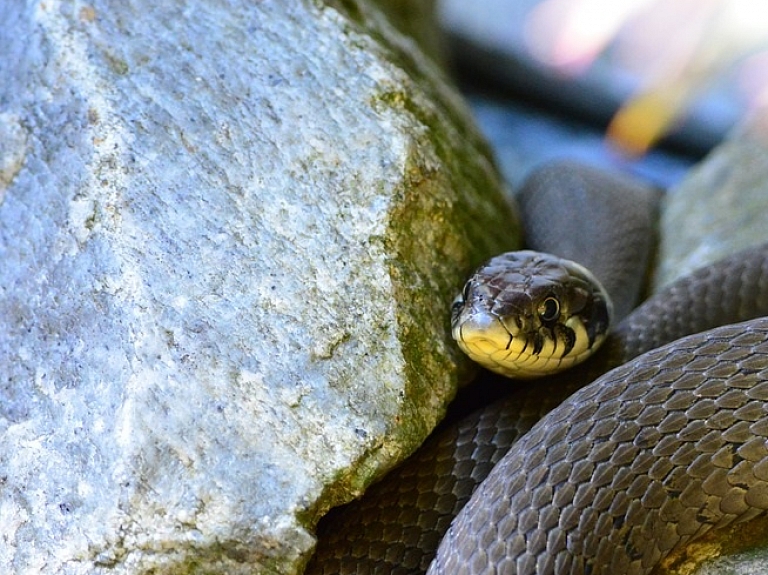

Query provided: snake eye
[537,296,560,322]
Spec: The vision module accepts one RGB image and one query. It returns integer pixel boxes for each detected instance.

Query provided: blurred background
[434,0,768,188]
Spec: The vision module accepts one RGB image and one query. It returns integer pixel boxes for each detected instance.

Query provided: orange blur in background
[522,0,768,154]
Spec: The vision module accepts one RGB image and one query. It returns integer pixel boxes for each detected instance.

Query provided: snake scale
[307,162,768,574]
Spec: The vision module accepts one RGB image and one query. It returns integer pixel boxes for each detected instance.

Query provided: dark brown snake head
[451,250,613,378]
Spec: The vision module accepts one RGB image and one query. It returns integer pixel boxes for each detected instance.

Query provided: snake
[306,161,768,575]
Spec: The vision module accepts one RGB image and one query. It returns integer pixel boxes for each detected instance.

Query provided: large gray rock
[369,0,446,65]
[0,1,518,573]
[653,118,768,289]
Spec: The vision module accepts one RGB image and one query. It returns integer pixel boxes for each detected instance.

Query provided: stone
[368,0,446,65]
[0,113,27,194]
[653,116,768,289]
[0,1,518,573]
[656,515,768,575]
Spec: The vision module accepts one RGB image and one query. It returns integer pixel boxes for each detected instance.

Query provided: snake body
[307,163,768,574]
[431,316,768,574]
[515,161,659,322]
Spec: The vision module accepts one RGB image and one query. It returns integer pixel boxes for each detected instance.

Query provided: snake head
[451,250,613,378]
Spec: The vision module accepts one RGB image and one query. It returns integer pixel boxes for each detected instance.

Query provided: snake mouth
[453,312,603,378]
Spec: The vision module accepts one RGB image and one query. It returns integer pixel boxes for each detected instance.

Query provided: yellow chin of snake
[453,315,605,379]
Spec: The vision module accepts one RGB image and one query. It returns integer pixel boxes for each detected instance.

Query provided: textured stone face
[0,0,517,573]
[654,120,768,289]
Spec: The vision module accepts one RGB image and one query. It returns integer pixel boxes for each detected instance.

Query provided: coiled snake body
[308,162,768,575]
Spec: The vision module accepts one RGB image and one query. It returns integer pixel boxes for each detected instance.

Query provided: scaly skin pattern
[451,251,613,379]
[428,317,768,575]
[307,378,574,575]
[307,242,768,575]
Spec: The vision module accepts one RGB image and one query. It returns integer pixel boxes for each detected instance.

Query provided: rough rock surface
[656,515,768,575]
[369,0,445,65]
[694,555,768,575]
[0,1,518,573]
[653,116,768,289]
